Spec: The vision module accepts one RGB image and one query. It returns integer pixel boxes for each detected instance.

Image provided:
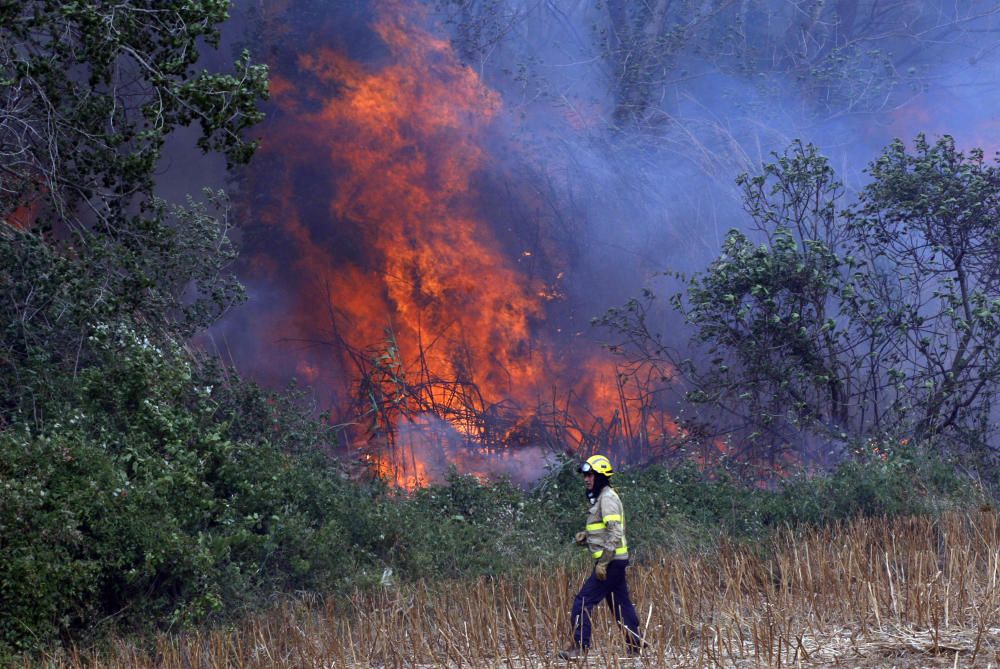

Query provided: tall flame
[240,0,684,486]
[263,3,543,399]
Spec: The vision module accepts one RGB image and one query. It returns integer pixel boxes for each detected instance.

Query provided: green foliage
[1,2,278,652]
[616,445,973,553]
[673,141,854,445]
[1,1,267,219]
[765,445,972,526]
[602,136,1000,459]
[0,321,350,650]
[527,456,593,540]
[851,135,1000,451]
[1,1,264,350]
[376,471,530,578]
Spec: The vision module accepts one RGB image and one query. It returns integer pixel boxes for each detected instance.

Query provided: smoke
[379,413,558,487]
[201,0,1000,484]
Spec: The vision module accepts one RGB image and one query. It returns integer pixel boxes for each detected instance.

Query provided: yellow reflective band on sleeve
[602,514,622,523]
[592,550,604,559]
[586,522,606,531]
[615,546,628,555]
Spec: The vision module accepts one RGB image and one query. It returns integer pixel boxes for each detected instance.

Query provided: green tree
[1,1,265,215]
[1,1,269,426]
[852,136,1000,448]
[0,0,282,653]
[1,1,266,341]
[600,136,1000,459]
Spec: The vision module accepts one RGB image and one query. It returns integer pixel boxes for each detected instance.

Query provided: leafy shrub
[766,444,973,526]
[0,320,352,650]
[0,297,979,660]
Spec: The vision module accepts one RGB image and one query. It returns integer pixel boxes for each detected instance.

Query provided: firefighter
[559,454,644,660]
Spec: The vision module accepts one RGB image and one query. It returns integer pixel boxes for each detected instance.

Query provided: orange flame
[265,3,545,407]
[3,193,43,231]
[244,1,684,487]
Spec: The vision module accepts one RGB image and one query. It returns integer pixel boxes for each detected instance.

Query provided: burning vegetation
[228,0,1000,488]
[240,1,689,486]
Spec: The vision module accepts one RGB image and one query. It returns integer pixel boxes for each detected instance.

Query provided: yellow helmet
[579,454,613,476]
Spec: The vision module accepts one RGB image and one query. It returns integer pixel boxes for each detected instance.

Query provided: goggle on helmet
[578,454,613,476]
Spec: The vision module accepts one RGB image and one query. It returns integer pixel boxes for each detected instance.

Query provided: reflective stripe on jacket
[584,485,628,561]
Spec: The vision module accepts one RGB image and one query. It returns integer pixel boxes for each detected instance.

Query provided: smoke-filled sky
[196,0,1000,484]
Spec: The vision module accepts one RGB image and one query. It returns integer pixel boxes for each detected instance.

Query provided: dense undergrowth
[1,368,981,660]
[0,230,982,659]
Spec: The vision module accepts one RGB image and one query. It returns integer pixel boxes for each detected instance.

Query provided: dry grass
[21,510,1000,668]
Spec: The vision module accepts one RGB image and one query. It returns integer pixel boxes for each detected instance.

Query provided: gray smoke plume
[196,0,1000,482]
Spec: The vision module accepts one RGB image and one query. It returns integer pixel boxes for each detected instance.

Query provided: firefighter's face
[583,472,596,490]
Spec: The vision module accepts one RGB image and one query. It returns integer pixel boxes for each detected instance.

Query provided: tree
[1,1,265,215]
[1,1,266,336]
[1,1,268,421]
[0,1,281,652]
[599,136,1000,460]
[852,136,1000,447]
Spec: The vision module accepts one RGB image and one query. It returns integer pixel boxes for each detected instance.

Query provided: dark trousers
[570,559,642,650]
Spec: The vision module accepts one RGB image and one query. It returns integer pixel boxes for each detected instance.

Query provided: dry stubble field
[22,510,1000,668]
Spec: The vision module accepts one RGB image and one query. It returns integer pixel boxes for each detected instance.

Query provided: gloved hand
[594,549,614,580]
[574,531,587,546]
